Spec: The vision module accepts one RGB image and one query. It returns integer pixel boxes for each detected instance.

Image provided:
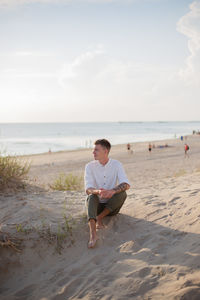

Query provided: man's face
[93,144,108,161]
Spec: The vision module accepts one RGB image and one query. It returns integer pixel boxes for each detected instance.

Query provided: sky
[0,0,200,122]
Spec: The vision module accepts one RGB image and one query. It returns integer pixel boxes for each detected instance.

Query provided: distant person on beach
[84,139,130,248]
[184,143,189,157]
[127,143,130,151]
[127,143,133,154]
[148,143,152,153]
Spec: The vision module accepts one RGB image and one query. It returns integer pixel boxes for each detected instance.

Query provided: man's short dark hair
[94,139,111,152]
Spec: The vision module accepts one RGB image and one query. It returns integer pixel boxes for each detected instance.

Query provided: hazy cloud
[58,46,176,114]
[177,1,200,85]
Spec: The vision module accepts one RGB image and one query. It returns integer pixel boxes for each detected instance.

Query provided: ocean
[0,122,199,156]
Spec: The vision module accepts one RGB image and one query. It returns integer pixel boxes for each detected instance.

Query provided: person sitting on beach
[84,139,130,248]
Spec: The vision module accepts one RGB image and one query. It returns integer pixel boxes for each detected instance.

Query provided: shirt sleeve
[117,162,130,186]
[84,163,96,191]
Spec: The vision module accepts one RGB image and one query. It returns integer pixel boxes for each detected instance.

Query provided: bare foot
[96,217,105,229]
[88,236,98,248]
[96,223,105,229]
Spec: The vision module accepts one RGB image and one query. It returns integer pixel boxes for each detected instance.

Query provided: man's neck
[98,157,109,166]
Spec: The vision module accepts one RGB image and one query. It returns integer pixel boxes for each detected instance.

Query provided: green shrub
[50,173,83,191]
[0,154,30,189]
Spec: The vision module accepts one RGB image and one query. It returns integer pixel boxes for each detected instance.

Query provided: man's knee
[119,191,127,200]
[113,191,127,202]
[106,191,127,214]
[87,194,99,203]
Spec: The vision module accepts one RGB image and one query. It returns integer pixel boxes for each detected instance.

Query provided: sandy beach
[1,134,200,300]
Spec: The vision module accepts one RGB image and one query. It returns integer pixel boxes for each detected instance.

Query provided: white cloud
[58,46,105,87]
[177,1,200,85]
[57,46,178,120]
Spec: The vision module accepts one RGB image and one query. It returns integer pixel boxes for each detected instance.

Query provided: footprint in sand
[159,229,172,236]
[53,277,84,300]
[146,209,162,217]
[190,190,200,196]
[145,200,152,205]
[189,219,199,226]
[169,196,180,205]
[152,215,168,222]
[117,240,140,253]
[126,267,151,278]
[90,254,105,265]
[185,208,192,216]
[14,284,37,299]
[155,202,167,207]
[57,276,70,287]
[175,284,200,300]
[138,267,151,277]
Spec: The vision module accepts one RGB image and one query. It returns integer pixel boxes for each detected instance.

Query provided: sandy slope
[1,135,200,300]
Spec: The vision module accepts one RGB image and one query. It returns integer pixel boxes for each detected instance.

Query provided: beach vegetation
[0,153,30,189]
[37,217,75,253]
[174,169,187,178]
[14,212,76,254]
[0,232,22,252]
[50,173,83,191]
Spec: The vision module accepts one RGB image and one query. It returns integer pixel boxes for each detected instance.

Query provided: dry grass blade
[0,232,22,253]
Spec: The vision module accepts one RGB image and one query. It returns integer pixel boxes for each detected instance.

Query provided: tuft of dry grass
[50,173,83,191]
[0,153,30,189]
[174,169,187,178]
[0,232,22,252]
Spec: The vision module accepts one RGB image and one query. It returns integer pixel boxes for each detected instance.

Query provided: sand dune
[1,135,200,299]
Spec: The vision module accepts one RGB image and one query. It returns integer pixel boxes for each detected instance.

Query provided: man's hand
[99,189,115,199]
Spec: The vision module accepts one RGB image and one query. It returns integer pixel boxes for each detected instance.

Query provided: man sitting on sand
[84,139,130,248]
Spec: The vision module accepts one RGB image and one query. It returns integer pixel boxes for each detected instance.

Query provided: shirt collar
[98,158,111,167]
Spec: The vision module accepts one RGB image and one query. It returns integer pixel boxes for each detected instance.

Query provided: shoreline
[16,134,195,159]
[17,134,199,190]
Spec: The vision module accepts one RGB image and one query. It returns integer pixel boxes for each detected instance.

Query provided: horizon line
[0,120,200,124]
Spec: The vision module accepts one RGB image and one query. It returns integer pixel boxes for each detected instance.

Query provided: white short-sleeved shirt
[84,158,130,203]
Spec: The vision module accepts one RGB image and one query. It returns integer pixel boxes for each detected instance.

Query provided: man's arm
[98,182,130,199]
[86,182,130,197]
[113,182,130,194]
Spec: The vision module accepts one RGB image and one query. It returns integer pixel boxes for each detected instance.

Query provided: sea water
[0,122,199,156]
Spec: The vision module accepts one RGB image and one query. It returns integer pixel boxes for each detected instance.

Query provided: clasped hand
[98,188,115,199]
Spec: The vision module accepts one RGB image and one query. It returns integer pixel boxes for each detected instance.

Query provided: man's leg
[96,203,106,229]
[96,204,109,229]
[97,191,127,227]
[87,194,103,248]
